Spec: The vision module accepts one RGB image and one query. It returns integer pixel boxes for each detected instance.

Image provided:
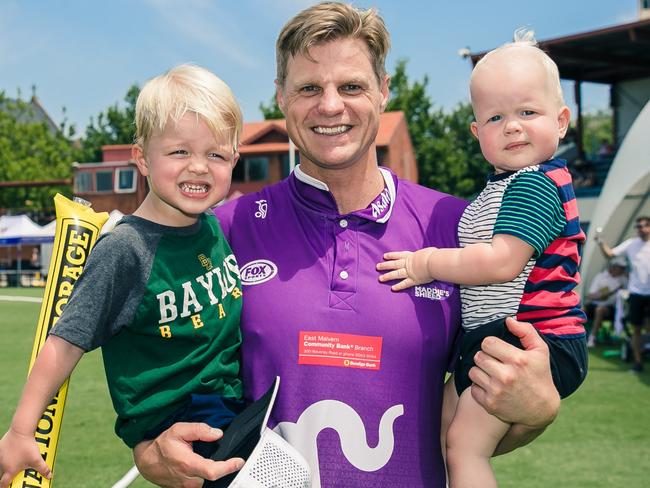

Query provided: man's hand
[468,317,560,453]
[377,248,436,291]
[133,423,244,488]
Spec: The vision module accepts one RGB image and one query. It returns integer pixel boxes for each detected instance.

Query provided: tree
[387,59,485,198]
[582,109,613,157]
[0,93,77,213]
[259,94,284,120]
[256,60,487,198]
[79,84,140,162]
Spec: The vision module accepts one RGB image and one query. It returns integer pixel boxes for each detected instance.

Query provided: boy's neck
[133,195,200,227]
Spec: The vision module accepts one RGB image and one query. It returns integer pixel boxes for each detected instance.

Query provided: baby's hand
[0,428,52,488]
[377,248,436,291]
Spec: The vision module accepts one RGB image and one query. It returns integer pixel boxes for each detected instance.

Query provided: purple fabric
[215,168,467,487]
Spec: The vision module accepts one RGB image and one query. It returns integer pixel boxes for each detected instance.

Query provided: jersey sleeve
[49,229,149,352]
[493,170,566,258]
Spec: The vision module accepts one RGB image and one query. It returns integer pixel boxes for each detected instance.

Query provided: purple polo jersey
[215,166,467,487]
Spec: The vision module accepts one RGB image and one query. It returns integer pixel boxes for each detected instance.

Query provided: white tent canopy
[581,99,650,293]
[0,215,54,245]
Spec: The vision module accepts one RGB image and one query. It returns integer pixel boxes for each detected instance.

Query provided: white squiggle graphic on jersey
[274,400,404,488]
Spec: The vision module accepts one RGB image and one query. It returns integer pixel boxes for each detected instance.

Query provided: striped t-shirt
[458,158,585,336]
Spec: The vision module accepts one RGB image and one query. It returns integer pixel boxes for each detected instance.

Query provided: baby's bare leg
[446,387,510,488]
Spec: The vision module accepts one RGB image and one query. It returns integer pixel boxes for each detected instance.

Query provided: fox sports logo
[240,259,278,285]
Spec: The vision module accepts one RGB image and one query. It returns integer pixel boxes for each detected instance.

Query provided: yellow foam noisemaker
[11,194,108,488]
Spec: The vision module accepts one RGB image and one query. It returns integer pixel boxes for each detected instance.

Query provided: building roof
[470,18,650,84]
[0,96,59,133]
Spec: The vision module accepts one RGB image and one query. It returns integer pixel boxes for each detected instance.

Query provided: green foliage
[79,84,139,162]
[257,59,487,197]
[386,59,486,198]
[259,94,284,120]
[0,93,76,212]
[582,109,613,157]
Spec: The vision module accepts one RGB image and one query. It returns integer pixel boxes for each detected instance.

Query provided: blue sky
[0,0,640,137]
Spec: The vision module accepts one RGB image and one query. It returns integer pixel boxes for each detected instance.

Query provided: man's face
[635,219,650,240]
[276,37,389,174]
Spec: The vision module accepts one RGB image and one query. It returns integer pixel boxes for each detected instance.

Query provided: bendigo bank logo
[240,259,278,285]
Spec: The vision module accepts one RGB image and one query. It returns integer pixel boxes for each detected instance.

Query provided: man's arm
[133,423,244,488]
[468,317,561,456]
[595,234,615,259]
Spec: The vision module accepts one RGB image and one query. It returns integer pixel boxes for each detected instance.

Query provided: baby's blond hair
[470,28,564,106]
[135,64,242,152]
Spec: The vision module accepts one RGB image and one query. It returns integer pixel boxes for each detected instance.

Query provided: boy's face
[133,113,238,226]
[470,53,570,173]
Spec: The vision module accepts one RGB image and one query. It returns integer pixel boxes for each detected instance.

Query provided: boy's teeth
[181,183,208,193]
[313,125,350,135]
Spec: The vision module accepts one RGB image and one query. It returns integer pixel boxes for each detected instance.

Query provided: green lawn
[1,288,649,487]
[0,288,153,487]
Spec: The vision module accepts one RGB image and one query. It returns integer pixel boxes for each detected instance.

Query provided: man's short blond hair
[275,1,390,87]
[470,28,565,106]
[135,63,242,152]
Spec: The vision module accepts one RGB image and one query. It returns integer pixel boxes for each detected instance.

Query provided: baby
[378,30,588,488]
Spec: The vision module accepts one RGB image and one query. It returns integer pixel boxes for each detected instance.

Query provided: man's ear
[132,144,149,177]
[275,80,286,116]
[379,75,390,113]
[557,105,571,139]
[470,121,479,140]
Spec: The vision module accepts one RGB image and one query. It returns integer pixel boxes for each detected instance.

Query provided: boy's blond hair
[275,1,390,87]
[135,64,242,152]
[470,28,565,106]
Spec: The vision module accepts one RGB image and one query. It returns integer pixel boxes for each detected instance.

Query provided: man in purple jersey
[133,3,561,487]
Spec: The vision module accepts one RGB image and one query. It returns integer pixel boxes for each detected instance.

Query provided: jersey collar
[292,164,397,223]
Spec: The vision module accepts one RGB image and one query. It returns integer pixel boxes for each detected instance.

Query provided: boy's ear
[232,152,240,167]
[470,121,479,140]
[132,145,149,177]
[557,106,571,138]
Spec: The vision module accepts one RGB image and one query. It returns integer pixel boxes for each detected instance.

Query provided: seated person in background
[597,138,614,157]
[585,257,628,347]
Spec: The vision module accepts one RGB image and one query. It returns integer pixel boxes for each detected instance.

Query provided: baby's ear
[470,121,479,140]
[557,106,571,138]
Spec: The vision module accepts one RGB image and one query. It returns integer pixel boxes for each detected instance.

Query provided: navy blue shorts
[628,293,650,327]
[454,318,588,399]
[143,393,245,458]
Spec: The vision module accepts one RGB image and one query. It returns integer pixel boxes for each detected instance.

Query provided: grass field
[1,287,649,487]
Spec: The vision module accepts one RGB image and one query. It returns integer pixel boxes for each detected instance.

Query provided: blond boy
[0,64,245,485]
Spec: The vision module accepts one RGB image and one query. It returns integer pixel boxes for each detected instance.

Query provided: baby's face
[470,52,570,173]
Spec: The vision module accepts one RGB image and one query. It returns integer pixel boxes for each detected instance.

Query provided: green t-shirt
[51,213,243,447]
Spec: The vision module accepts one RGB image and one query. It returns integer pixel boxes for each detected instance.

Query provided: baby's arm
[377,234,534,291]
[0,335,84,487]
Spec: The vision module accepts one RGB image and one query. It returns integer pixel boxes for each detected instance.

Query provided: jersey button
[339,219,348,228]
[339,270,349,280]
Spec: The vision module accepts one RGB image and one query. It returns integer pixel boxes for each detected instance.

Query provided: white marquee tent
[581,100,650,292]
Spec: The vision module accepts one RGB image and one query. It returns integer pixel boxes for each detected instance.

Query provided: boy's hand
[377,248,436,291]
[0,428,52,488]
